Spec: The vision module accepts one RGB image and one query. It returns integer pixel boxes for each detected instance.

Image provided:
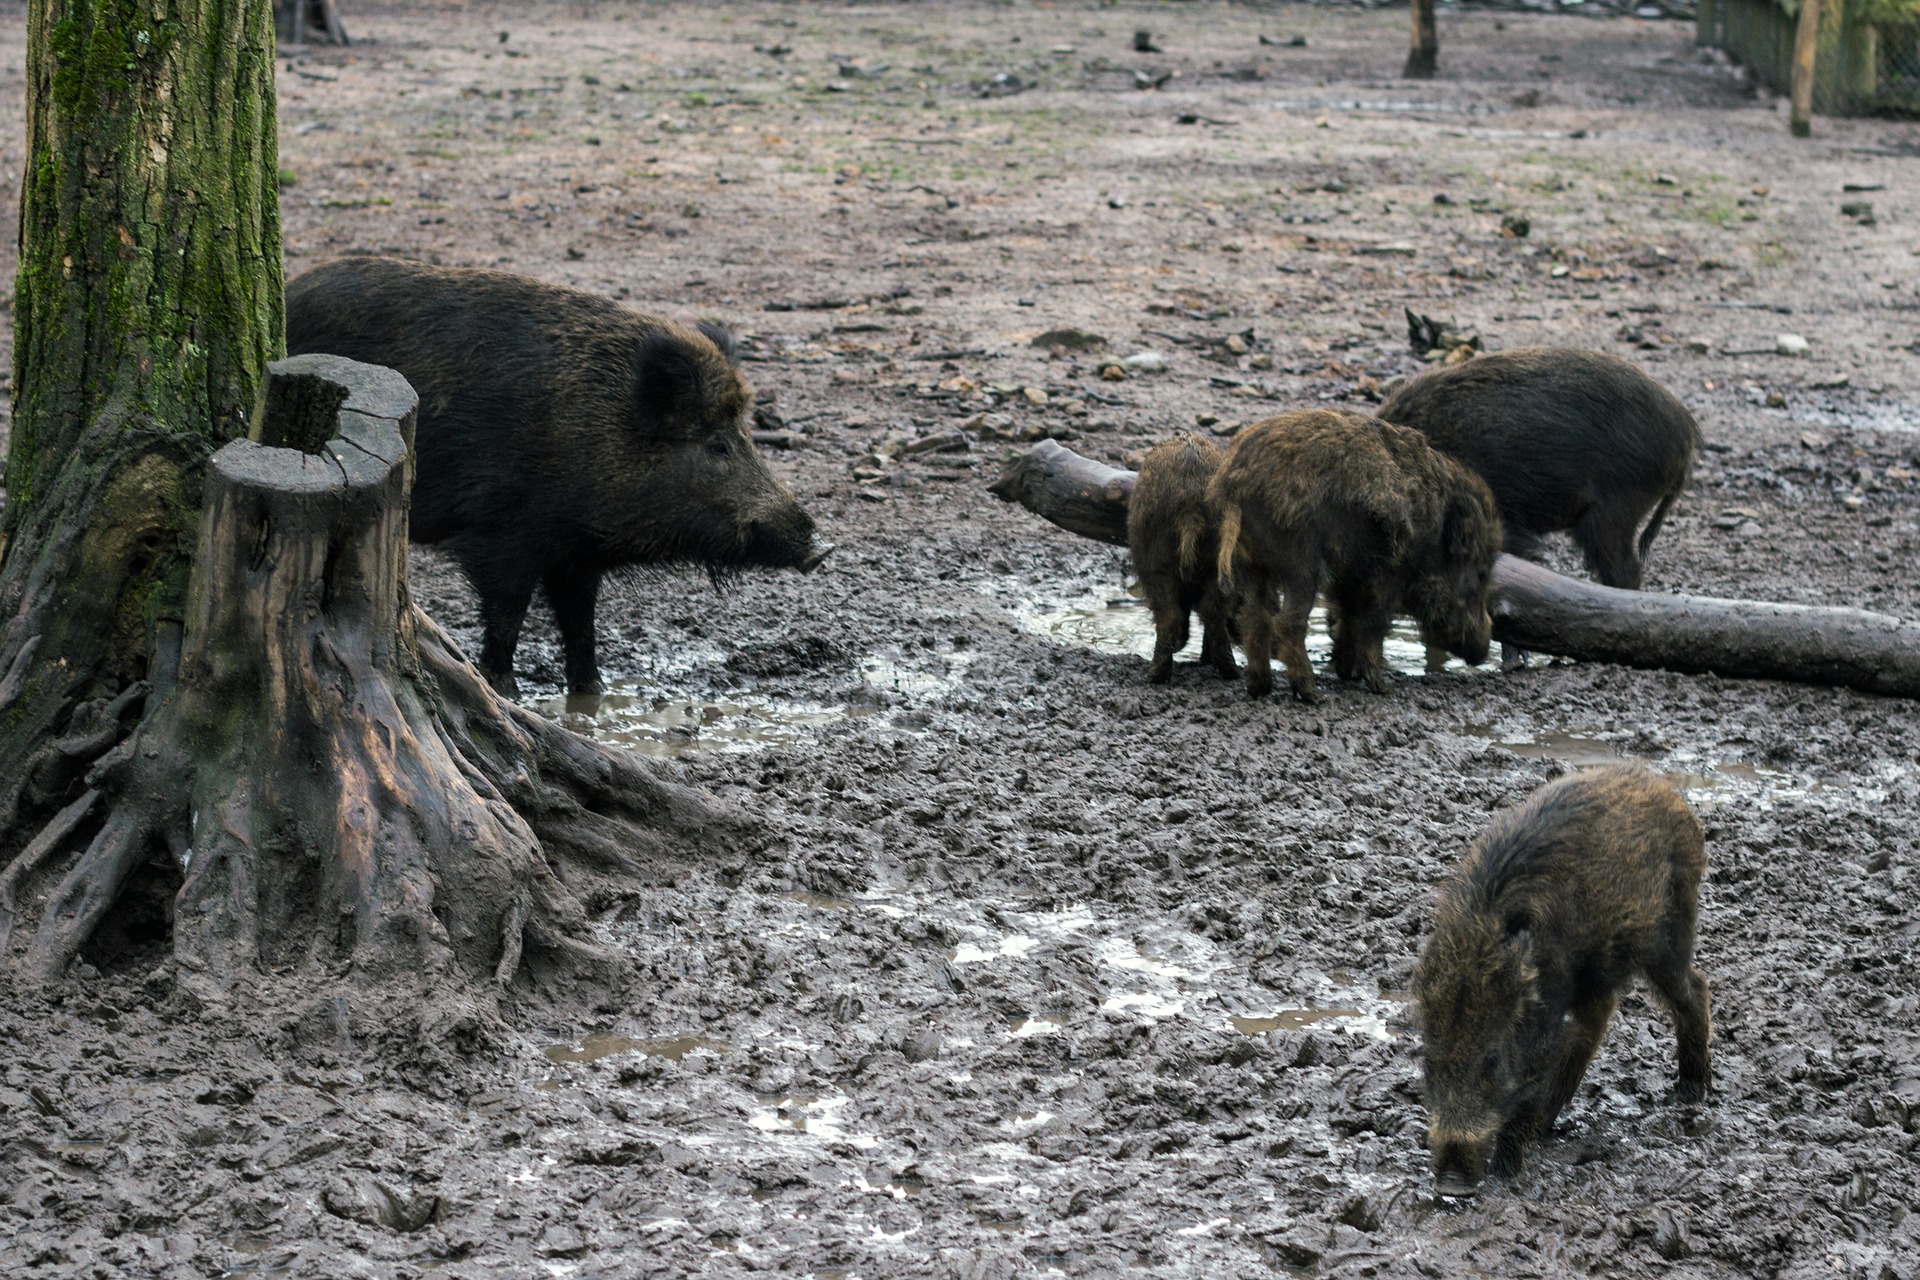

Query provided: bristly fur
[1414,765,1711,1191]
[1205,408,1501,702]
[1128,435,1239,685]
[1379,347,1699,590]
[286,257,821,695]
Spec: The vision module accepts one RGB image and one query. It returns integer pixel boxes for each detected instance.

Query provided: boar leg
[1197,588,1239,680]
[477,581,536,698]
[1330,583,1394,693]
[1144,587,1190,685]
[1273,569,1321,703]
[1648,959,1713,1102]
[1235,571,1278,699]
[543,566,606,696]
[1573,505,1644,591]
[1541,992,1619,1129]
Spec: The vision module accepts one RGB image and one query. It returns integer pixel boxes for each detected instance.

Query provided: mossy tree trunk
[1,1,739,1006]
[2,0,283,846]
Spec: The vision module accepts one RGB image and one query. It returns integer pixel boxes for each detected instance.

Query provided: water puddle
[1015,588,1484,678]
[538,649,969,758]
[1229,1009,1363,1035]
[542,1032,737,1065]
[541,688,864,758]
[1459,724,1911,806]
[748,1091,877,1147]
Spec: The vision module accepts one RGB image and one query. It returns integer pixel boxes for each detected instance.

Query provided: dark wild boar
[1209,409,1501,702]
[1414,765,1711,1197]
[1378,347,1699,590]
[286,258,827,696]
[1128,435,1238,684]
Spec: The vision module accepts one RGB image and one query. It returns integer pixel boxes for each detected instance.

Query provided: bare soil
[2,3,1919,1278]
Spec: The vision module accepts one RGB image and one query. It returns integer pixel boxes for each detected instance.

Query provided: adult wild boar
[1378,348,1699,590]
[1209,409,1502,702]
[286,258,826,696]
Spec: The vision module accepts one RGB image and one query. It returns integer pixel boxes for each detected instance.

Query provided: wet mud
[1,2,1919,1278]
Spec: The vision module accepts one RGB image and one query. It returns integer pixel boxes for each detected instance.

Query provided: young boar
[1127,435,1238,684]
[286,258,827,696]
[1209,409,1501,702]
[1378,348,1700,590]
[1414,765,1711,1197]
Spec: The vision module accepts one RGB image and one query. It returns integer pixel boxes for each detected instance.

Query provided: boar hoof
[485,669,520,700]
[1500,643,1531,671]
[1675,1077,1709,1105]
[1210,658,1239,681]
[1146,658,1173,685]
[1245,674,1274,699]
[1433,1172,1479,1200]
[1289,681,1321,705]
[1364,670,1391,695]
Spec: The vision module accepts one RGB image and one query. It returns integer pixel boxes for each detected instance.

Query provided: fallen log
[988,440,1920,699]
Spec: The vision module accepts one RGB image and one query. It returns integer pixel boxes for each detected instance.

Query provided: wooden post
[1405,0,1439,80]
[1790,0,1823,136]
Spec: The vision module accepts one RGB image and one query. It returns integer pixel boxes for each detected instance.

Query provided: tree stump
[988,440,1920,700]
[3,356,741,998]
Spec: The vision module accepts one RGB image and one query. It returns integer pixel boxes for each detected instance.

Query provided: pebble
[1119,351,1168,373]
[1775,333,1809,356]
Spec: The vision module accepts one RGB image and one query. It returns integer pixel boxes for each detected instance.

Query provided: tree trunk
[1,3,737,1002]
[3,0,284,840]
[1405,0,1439,80]
[988,441,1920,700]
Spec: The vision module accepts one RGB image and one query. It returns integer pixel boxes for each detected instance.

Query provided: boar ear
[695,320,741,366]
[632,332,708,429]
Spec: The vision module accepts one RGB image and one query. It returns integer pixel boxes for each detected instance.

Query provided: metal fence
[1699,0,1920,115]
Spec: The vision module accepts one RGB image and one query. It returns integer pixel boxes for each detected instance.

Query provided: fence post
[1791,0,1824,135]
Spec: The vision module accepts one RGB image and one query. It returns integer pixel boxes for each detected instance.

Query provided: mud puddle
[542,1033,738,1065]
[1015,584,1483,678]
[1464,723,1913,806]
[536,651,971,758]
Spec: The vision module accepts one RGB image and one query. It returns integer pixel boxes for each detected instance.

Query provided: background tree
[1405,0,1439,79]
[0,0,728,1009]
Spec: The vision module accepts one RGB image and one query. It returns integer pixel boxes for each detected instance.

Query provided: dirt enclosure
[3,1,1920,1277]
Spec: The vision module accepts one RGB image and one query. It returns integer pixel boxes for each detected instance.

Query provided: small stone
[1775,333,1809,356]
[1196,413,1221,427]
[1685,339,1710,354]
[1764,390,1787,408]
[1500,212,1531,238]
[1100,364,1127,381]
[1314,116,1332,128]
[1843,494,1866,509]
[937,375,976,393]
[1029,328,1108,352]
[1016,297,1036,307]
[1223,334,1249,355]
[902,1028,942,1062]
[538,1224,588,1258]
[1799,430,1830,449]
[1119,351,1168,373]
[1021,386,1050,405]
[1107,196,1130,209]
[1249,352,1274,370]
[1653,173,1679,186]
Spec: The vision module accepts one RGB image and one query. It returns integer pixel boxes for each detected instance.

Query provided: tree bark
[2,0,283,838]
[988,441,1920,700]
[1,3,737,1001]
[1405,0,1439,80]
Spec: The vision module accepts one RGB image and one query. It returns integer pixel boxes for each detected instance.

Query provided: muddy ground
[3,1,1920,1277]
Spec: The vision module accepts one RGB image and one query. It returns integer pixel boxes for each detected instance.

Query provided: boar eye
[706,436,731,458]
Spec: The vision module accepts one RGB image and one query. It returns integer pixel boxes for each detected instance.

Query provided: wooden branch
[1490,556,1920,698]
[988,442,1920,699]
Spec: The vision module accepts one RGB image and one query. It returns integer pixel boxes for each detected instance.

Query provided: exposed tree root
[0,356,748,1003]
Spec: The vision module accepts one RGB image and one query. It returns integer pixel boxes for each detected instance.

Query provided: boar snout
[799,542,834,573]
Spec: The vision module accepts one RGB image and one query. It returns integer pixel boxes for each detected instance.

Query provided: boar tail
[1215,503,1243,592]
[1176,514,1207,581]
[1638,484,1681,565]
